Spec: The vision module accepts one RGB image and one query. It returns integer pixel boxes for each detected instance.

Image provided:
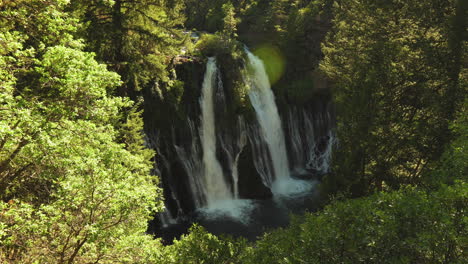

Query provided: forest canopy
[0,0,466,263]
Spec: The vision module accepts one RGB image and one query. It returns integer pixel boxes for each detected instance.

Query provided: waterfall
[247,124,275,185]
[232,117,248,198]
[197,58,255,222]
[170,58,255,221]
[219,117,247,199]
[286,107,335,175]
[199,57,233,205]
[151,50,334,230]
[156,150,183,221]
[244,50,291,186]
[214,67,246,199]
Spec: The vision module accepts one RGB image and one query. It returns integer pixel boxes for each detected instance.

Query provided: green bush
[245,182,467,264]
[163,225,248,264]
[195,33,243,59]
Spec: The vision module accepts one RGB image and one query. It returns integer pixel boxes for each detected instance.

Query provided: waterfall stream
[199,57,233,205]
[152,50,334,232]
[244,50,291,186]
[286,108,335,175]
[244,50,321,196]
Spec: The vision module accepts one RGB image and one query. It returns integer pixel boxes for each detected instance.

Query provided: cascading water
[214,69,247,199]
[199,59,254,222]
[219,117,247,199]
[286,107,335,175]
[307,131,334,173]
[244,50,317,196]
[155,143,183,225]
[232,118,248,198]
[244,50,291,186]
[199,57,233,205]
[247,124,275,184]
[170,58,254,223]
[151,48,334,236]
[158,208,177,228]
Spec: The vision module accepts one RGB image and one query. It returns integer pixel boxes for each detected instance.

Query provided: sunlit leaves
[36,46,123,121]
[0,1,163,262]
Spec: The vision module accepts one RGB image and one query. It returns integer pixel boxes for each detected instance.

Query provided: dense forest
[0,0,466,263]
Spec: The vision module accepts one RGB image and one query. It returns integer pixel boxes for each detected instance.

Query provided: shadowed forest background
[0,0,466,263]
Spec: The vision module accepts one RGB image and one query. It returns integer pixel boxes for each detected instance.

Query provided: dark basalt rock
[169,159,197,214]
[237,144,273,200]
[291,168,326,181]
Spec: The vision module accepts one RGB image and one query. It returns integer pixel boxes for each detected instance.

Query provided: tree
[70,0,187,96]
[162,225,248,264]
[0,1,164,262]
[319,0,465,197]
[0,0,83,202]
[245,182,467,264]
[430,96,468,187]
[222,1,239,39]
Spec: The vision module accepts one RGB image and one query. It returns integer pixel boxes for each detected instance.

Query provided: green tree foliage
[162,225,248,264]
[138,182,466,264]
[183,0,229,33]
[0,117,162,262]
[222,1,239,39]
[429,96,468,187]
[245,182,467,264]
[320,0,466,197]
[0,1,163,262]
[236,0,316,40]
[1,0,85,202]
[264,0,294,35]
[70,0,186,94]
[1,0,466,262]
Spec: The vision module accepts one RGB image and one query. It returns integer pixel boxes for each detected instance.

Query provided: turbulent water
[165,58,256,225]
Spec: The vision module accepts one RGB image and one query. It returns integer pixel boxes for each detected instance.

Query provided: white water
[247,124,275,184]
[200,57,233,205]
[159,207,177,228]
[244,50,291,188]
[199,59,254,223]
[306,130,335,173]
[286,107,335,174]
[198,199,256,225]
[219,117,247,199]
[232,117,248,198]
[155,146,183,225]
